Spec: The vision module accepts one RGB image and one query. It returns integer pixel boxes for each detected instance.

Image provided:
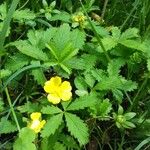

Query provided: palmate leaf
[41,114,63,138]
[41,105,62,115]
[13,128,36,150]
[65,112,89,145]
[67,93,97,111]
[0,117,17,134]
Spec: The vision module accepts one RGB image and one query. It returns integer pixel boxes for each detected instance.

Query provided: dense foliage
[0,0,150,149]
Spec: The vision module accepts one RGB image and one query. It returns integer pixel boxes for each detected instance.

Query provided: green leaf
[17,101,40,113]
[107,59,125,76]
[91,99,112,118]
[50,12,71,22]
[100,37,117,51]
[65,112,89,145]
[0,69,12,79]
[60,43,79,62]
[0,117,17,134]
[111,27,121,39]
[84,72,95,88]
[68,54,97,71]
[13,9,35,21]
[124,112,136,120]
[41,105,62,114]
[53,142,66,150]
[95,76,122,90]
[120,77,137,91]
[123,121,136,128]
[41,114,63,137]
[59,135,80,149]
[13,127,36,150]
[74,76,88,90]
[119,40,145,51]
[70,29,85,49]
[53,24,70,51]
[67,94,97,111]
[31,61,46,86]
[12,40,49,61]
[120,28,139,40]
[5,53,30,72]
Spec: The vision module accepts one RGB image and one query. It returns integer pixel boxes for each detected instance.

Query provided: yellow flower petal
[61,91,72,101]
[50,76,62,86]
[30,112,41,120]
[47,94,61,104]
[44,76,62,93]
[60,81,72,91]
[39,120,46,129]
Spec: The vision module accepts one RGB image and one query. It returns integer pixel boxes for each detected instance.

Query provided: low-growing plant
[0,0,150,150]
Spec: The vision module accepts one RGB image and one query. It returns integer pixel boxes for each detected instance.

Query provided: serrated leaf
[67,94,97,111]
[70,29,85,49]
[91,99,112,118]
[119,40,145,51]
[12,40,49,61]
[50,12,71,22]
[100,37,117,51]
[107,59,125,76]
[41,114,63,137]
[95,76,122,90]
[53,142,66,150]
[91,69,107,81]
[5,53,30,72]
[17,101,40,113]
[0,117,17,134]
[120,28,139,40]
[31,61,46,86]
[74,76,88,90]
[65,112,89,145]
[13,127,36,150]
[59,135,80,149]
[120,78,137,91]
[53,24,70,51]
[41,105,62,114]
[111,27,121,39]
[84,73,95,88]
[14,9,35,21]
[68,54,97,71]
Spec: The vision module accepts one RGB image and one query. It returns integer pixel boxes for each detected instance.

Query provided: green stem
[129,74,148,111]
[120,0,140,30]
[0,0,20,50]
[5,87,21,132]
[101,0,109,19]
[79,0,111,62]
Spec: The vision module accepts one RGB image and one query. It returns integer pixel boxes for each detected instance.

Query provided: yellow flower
[28,112,46,133]
[72,12,86,23]
[44,76,72,104]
